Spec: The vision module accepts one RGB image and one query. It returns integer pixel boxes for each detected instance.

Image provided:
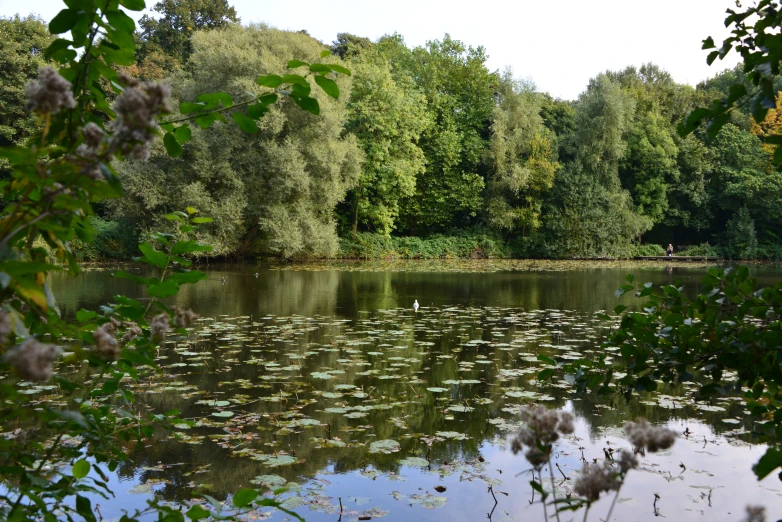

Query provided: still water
[48,261,782,521]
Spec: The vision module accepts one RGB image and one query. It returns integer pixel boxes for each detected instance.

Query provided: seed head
[624,419,676,452]
[93,322,119,361]
[4,338,59,382]
[123,322,142,343]
[25,67,76,114]
[173,307,198,328]
[743,505,765,522]
[573,461,620,502]
[109,80,171,160]
[150,314,170,341]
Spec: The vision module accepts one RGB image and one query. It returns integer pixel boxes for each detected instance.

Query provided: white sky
[0,0,742,100]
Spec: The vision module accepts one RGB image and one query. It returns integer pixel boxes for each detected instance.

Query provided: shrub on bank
[70,216,138,261]
[678,243,720,257]
[338,231,511,259]
[630,243,666,257]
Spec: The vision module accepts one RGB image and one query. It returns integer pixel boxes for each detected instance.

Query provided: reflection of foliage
[564,267,782,481]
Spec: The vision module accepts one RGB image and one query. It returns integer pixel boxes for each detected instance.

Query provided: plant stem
[582,503,590,522]
[604,482,624,522]
[547,458,562,522]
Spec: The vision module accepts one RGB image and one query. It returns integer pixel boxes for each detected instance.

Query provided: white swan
[413,299,419,312]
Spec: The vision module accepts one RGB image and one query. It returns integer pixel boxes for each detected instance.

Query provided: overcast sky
[0,0,742,100]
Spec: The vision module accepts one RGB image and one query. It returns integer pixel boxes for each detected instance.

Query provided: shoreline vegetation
[66,226,780,263]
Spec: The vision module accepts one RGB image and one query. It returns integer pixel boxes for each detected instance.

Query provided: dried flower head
[150,313,170,341]
[743,505,766,522]
[616,449,639,473]
[511,406,576,468]
[25,67,76,114]
[4,338,59,382]
[173,307,198,328]
[122,322,142,343]
[573,461,620,502]
[109,80,171,160]
[624,419,676,452]
[93,322,119,361]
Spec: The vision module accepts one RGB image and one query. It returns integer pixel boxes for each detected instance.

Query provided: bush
[630,243,666,257]
[724,207,758,259]
[678,242,720,257]
[70,216,138,261]
[338,231,511,259]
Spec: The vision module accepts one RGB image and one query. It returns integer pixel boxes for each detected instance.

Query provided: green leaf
[180,101,206,114]
[76,495,96,522]
[147,279,180,298]
[119,0,145,11]
[231,113,259,134]
[76,309,98,322]
[72,459,90,479]
[186,505,211,521]
[327,64,351,76]
[171,240,212,255]
[138,242,168,269]
[194,113,228,129]
[105,10,136,32]
[173,125,192,144]
[293,96,320,115]
[320,50,332,58]
[191,217,214,224]
[49,9,80,34]
[537,354,557,366]
[314,75,339,99]
[112,270,155,285]
[702,36,716,49]
[754,447,782,479]
[287,60,309,69]
[232,488,258,508]
[257,74,283,88]
[309,64,331,73]
[168,270,206,284]
[196,92,233,110]
[163,133,183,157]
[281,74,309,87]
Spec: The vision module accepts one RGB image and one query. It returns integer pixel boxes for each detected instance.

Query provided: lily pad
[369,440,401,454]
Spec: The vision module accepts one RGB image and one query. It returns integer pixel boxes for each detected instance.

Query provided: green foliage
[70,216,139,261]
[724,206,758,259]
[0,0,342,519]
[343,47,429,234]
[339,231,510,260]
[544,74,652,258]
[0,15,54,152]
[630,243,666,257]
[485,73,559,236]
[558,267,782,480]
[678,242,719,257]
[115,24,362,259]
[137,0,239,72]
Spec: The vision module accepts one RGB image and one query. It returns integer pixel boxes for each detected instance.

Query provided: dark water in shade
[44,261,782,522]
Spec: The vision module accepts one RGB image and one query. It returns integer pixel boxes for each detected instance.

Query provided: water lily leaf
[369,440,401,454]
[427,387,449,393]
[211,411,234,418]
[410,493,447,509]
[398,457,429,467]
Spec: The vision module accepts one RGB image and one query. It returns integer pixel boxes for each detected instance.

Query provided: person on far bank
[667,244,674,257]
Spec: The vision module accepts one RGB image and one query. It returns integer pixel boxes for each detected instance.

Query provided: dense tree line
[3,1,782,260]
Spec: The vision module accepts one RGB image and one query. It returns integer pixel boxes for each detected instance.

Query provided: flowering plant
[0,0,343,519]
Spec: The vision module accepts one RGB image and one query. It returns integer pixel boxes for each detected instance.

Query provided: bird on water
[221,276,225,285]
[413,300,419,312]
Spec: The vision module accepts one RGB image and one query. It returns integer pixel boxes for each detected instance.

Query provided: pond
[44,260,782,521]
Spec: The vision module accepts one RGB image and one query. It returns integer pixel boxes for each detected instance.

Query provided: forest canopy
[2,2,781,260]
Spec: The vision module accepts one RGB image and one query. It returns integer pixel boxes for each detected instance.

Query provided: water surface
[44,261,782,521]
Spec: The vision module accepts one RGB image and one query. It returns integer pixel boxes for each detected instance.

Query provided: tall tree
[343,49,429,235]
[136,0,239,73]
[0,15,53,149]
[113,24,362,258]
[378,34,498,232]
[544,74,651,257]
[485,73,559,237]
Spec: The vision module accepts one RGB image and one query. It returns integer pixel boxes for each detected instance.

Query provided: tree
[724,206,758,259]
[378,34,498,232]
[485,73,558,237]
[114,24,363,258]
[331,32,373,59]
[544,74,651,257]
[0,15,53,149]
[342,48,429,235]
[137,0,239,72]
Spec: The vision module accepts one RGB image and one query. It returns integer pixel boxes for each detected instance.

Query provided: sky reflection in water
[47,261,782,521]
